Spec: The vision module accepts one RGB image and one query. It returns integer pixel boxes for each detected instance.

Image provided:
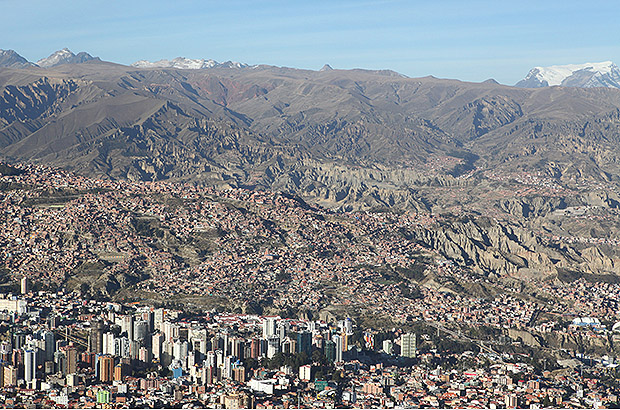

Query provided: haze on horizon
[2,0,620,85]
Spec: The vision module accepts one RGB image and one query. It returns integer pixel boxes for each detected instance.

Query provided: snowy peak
[131,57,249,70]
[0,49,35,68]
[36,48,100,68]
[516,61,620,89]
[132,57,218,69]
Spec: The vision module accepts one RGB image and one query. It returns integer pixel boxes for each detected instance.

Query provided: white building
[299,364,312,381]
[24,349,37,383]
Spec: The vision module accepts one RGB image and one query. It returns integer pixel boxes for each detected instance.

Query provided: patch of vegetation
[0,268,18,293]
[0,181,29,191]
[556,268,620,284]
[394,261,429,281]
[0,164,25,176]
[131,216,165,238]
[399,282,423,299]
[262,352,311,372]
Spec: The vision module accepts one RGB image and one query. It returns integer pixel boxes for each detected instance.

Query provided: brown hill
[3,62,620,279]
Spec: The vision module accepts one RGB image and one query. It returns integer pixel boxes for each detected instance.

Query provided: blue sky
[3,0,620,84]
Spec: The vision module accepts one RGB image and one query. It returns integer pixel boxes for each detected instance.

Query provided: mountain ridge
[36,48,101,68]
[6,47,620,90]
[0,49,36,68]
[131,56,249,70]
[516,61,620,89]
[2,58,620,282]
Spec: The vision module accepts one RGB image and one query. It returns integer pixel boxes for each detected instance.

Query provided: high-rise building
[281,338,294,354]
[47,315,60,329]
[154,308,165,331]
[192,338,207,360]
[299,364,313,381]
[297,331,312,357]
[114,364,125,381]
[222,355,234,379]
[103,333,116,355]
[152,333,164,360]
[308,321,317,333]
[24,349,37,383]
[222,393,253,409]
[173,340,188,362]
[333,335,343,362]
[187,349,196,369]
[89,321,104,354]
[179,327,189,342]
[13,333,26,350]
[222,333,229,357]
[216,350,224,369]
[324,340,336,363]
[277,321,288,341]
[262,318,277,339]
[210,335,220,353]
[115,337,131,358]
[3,365,17,386]
[123,316,134,341]
[139,346,151,363]
[205,351,216,368]
[170,323,180,340]
[232,366,246,383]
[341,318,354,335]
[20,277,28,294]
[97,389,111,404]
[66,347,78,375]
[249,338,260,359]
[43,331,55,362]
[204,366,215,385]
[134,320,148,343]
[54,350,67,375]
[382,340,394,355]
[142,310,155,333]
[231,337,244,359]
[99,355,115,383]
[400,333,416,358]
[267,337,280,359]
[81,352,96,369]
[130,340,141,359]
[505,394,518,409]
[161,340,173,367]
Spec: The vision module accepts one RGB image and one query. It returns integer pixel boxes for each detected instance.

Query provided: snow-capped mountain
[131,57,249,70]
[0,49,35,68]
[516,61,620,89]
[36,48,100,68]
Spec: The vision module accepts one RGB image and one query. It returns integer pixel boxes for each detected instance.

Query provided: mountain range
[3,48,620,280]
[36,48,100,68]
[131,57,248,70]
[0,51,620,212]
[3,48,620,90]
[0,49,36,68]
[515,61,620,89]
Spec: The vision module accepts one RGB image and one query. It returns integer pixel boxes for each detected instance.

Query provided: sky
[3,0,620,84]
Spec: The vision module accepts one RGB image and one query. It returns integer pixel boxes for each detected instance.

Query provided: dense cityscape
[0,285,619,409]
[0,163,619,408]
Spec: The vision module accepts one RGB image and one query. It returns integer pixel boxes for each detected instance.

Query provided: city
[1,285,619,408]
[0,163,619,408]
[4,1,620,407]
